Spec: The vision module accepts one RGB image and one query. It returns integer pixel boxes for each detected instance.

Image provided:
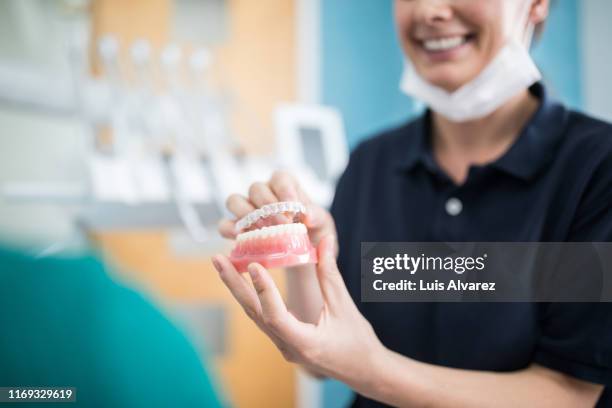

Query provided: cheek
[452,6,506,77]
[393,0,411,26]
[464,3,506,53]
[393,2,415,49]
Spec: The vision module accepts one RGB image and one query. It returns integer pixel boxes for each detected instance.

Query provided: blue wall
[322,0,582,151]
[320,1,582,407]
[531,0,582,109]
[321,1,412,151]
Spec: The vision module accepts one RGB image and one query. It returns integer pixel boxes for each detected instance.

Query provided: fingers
[214,255,318,365]
[248,263,310,344]
[248,180,292,227]
[248,182,278,208]
[218,218,237,239]
[220,171,319,241]
[212,256,299,353]
[295,183,314,206]
[303,204,331,231]
[212,255,262,321]
[248,263,286,320]
[269,172,331,237]
[269,171,300,202]
[315,235,350,314]
[269,171,328,230]
[226,194,255,219]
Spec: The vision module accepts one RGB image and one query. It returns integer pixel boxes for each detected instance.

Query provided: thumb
[304,204,329,231]
[316,234,348,312]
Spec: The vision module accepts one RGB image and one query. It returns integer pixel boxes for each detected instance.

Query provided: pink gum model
[230,202,317,272]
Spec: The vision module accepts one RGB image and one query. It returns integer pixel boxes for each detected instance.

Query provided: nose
[415,0,453,25]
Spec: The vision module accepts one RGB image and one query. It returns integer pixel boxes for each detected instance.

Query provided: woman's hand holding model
[214,230,384,387]
[215,171,381,377]
[214,170,388,392]
[217,171,333,325]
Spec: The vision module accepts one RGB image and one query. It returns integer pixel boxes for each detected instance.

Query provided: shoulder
[0,246,108,293]
[566,109,612,136]
[557,111,612,239]
[561,110,612,192]
[563,110,612,160]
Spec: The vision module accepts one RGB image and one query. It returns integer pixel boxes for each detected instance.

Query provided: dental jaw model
[230,202,318,272]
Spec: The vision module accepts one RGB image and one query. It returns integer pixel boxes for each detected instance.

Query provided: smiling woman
[397,0,543,126]
[214,0,612,407]
[394,0,548,91]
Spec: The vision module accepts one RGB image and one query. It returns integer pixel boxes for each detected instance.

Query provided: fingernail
[212,256,222,272]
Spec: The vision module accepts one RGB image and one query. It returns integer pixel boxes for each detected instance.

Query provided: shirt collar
[394,82,569,181]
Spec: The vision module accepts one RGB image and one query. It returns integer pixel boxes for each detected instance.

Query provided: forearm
[284,264,326,378]
[349,348,603,408]
[285,263,323,324]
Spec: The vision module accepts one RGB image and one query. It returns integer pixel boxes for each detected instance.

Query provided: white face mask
[399,2,542,123]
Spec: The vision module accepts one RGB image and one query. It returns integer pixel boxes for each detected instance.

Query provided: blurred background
[0,0,610,407]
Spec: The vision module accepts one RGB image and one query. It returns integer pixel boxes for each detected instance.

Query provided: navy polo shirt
[330,83,612,407]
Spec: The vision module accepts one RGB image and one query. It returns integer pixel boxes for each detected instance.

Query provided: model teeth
[236,223,307,242]
[423,36,466,51]
[235,201,307,232]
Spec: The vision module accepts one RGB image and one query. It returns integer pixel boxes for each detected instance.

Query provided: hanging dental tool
[159,43,212,242]
[89,35,135,204]
[128,38,171,203]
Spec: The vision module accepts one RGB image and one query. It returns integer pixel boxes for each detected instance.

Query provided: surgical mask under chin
[399,36,542,123]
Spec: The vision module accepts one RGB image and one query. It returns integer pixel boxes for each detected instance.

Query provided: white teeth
[236,222,307,242]
[423,36,466,52]
[235,201,307,232]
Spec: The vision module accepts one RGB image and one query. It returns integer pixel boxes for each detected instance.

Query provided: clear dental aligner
[236,222,308,242]
[235,201,307,233]
[229,201,316,272]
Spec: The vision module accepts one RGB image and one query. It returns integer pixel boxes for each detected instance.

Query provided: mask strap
[516,0,536,47]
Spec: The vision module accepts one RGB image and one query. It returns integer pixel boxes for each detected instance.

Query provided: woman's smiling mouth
[415,33,476,62]
[422,35,468,51]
